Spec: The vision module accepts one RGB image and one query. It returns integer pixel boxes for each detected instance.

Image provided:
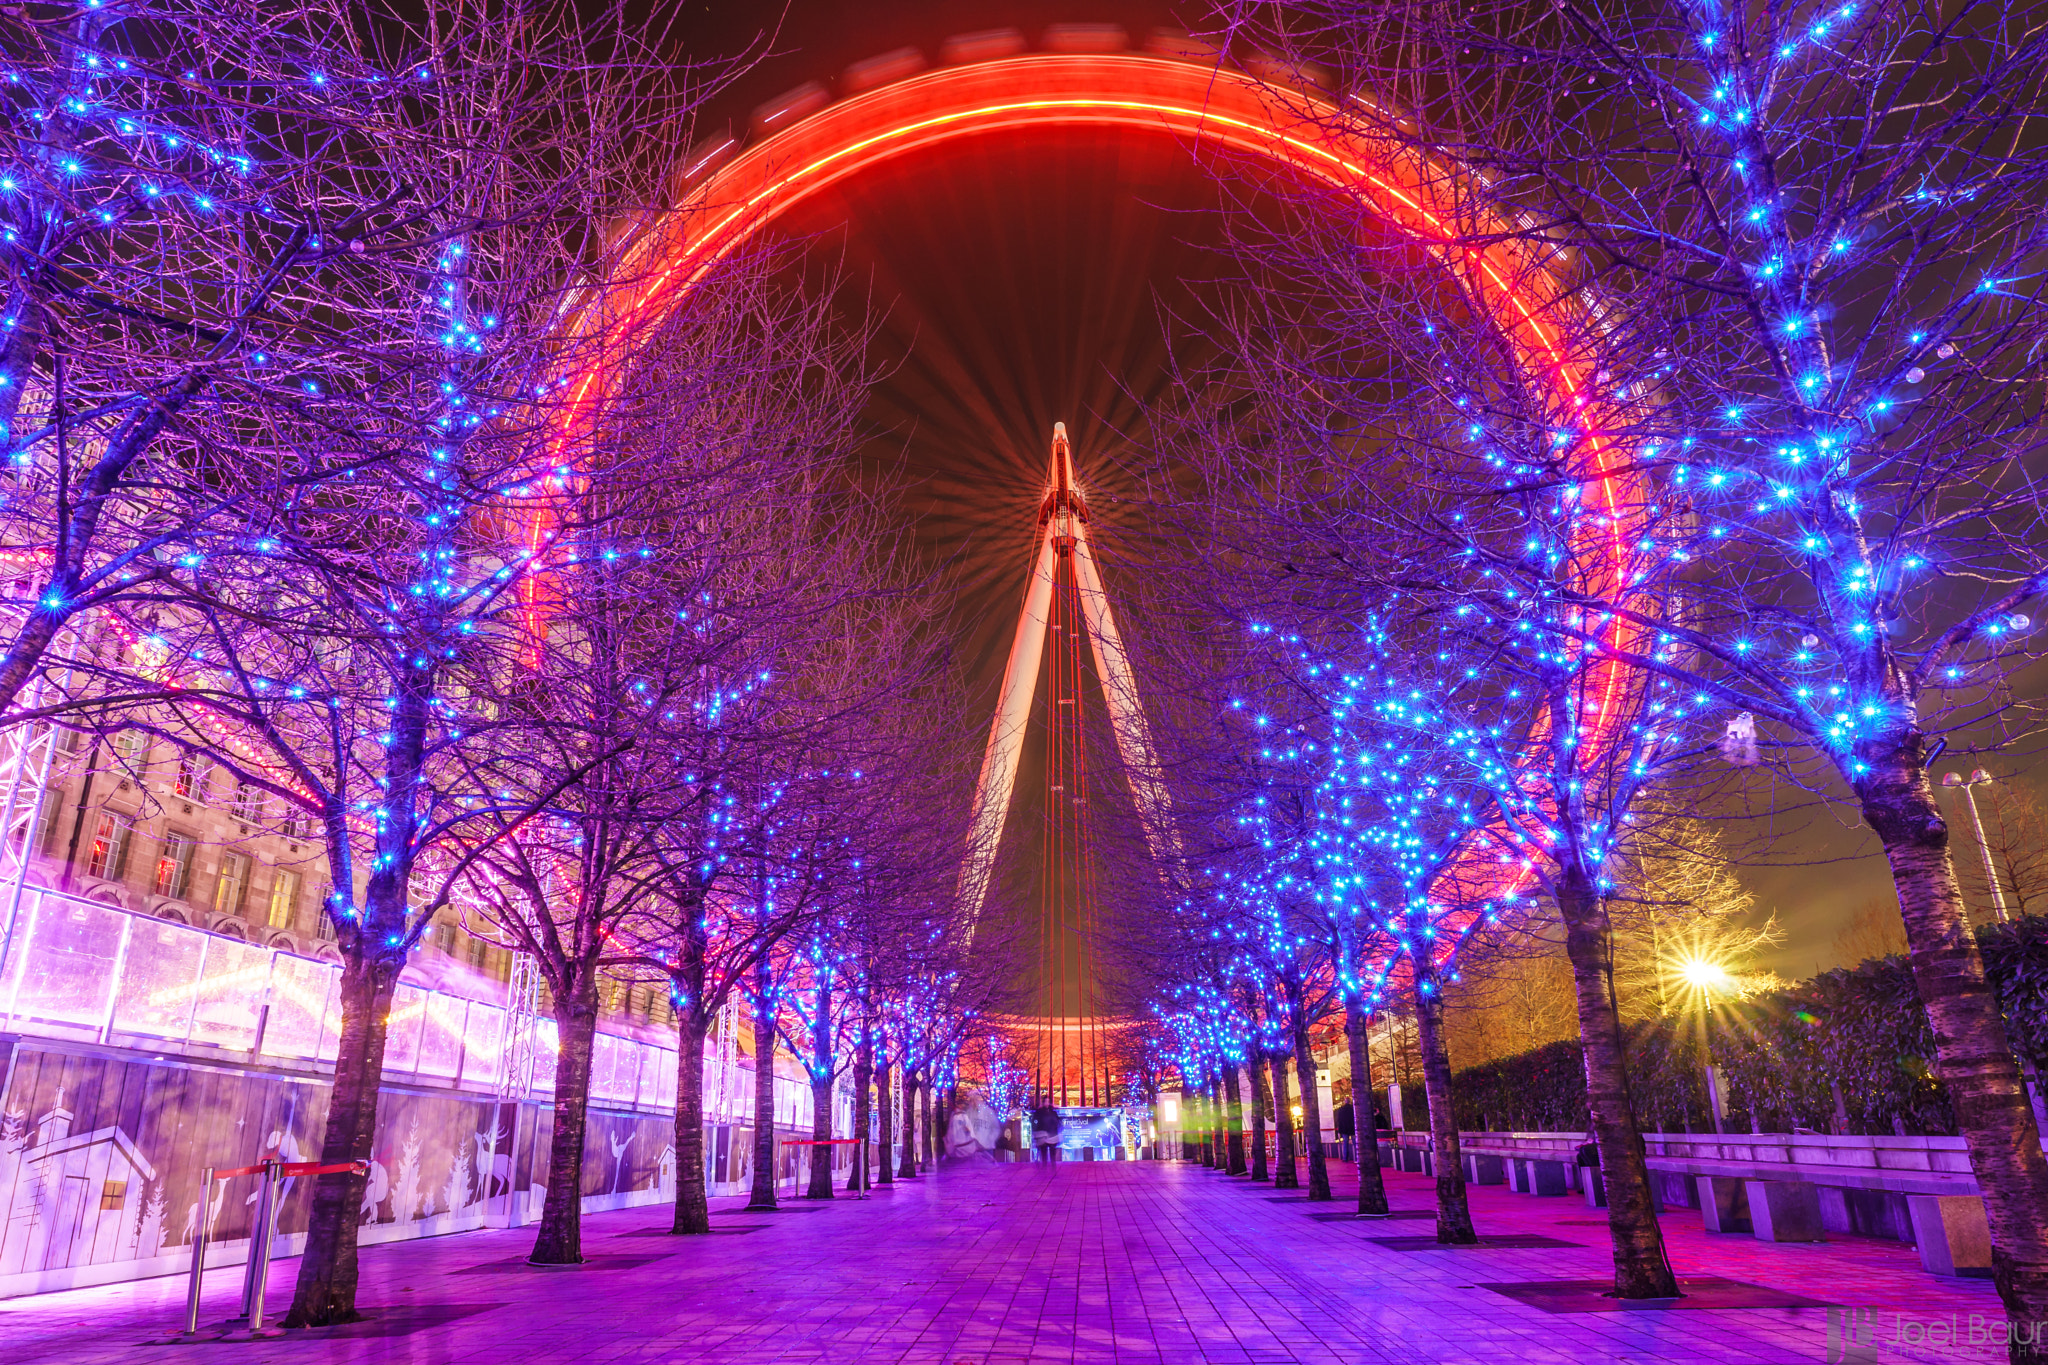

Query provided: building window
[230,782,262,823]
[99,1180,127,1211]
[173,752,209,801]
[35,790,62,853]
[214,852,250,916]
[13,789,61,855]
[112,729,150,775]
[468,936,488,971]
[85,811,134,881]
[154,829,196,899]
[279,806,306,840]
[267,868,301,930]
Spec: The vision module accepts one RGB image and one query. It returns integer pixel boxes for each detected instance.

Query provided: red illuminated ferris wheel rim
[553,53,1651,955]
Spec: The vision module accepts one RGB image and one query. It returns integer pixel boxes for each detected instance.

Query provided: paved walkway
[0,1159,2013,1364]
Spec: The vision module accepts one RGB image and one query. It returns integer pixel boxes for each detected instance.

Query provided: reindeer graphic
[475,1127,515,1198]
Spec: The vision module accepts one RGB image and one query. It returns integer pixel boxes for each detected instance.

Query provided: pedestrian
[1031,1104,1063,1166]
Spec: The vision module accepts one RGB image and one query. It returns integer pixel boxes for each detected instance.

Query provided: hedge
[1448,913,2048,1137]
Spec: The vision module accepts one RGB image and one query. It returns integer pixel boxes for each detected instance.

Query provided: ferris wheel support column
[957,533,1058,933]
[1069,528,1176,865]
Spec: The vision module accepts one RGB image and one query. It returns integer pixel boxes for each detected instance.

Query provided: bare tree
[31,0,731,1323]
[1209,0,2048,1331]
[0,1,415,714]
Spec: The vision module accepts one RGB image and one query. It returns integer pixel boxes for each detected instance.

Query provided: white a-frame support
[956,424,1175,932]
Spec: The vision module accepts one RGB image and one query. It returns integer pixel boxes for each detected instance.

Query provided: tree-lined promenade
[3,0,2044,1357]
[1106,0,2048,1353]
[0,0,1012,1326]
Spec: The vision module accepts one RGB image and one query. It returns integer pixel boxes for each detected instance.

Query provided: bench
[1387,1130,1992,1278]
[1643,1132,1990,1276]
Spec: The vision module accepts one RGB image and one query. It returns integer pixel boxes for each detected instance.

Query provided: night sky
[654,0,2036,979]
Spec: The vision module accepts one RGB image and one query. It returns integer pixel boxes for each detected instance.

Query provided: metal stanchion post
[181,1168,216,1336]
[246,1160,282,1336]
[237,1170,262,1320]
[172,1156,362,1340]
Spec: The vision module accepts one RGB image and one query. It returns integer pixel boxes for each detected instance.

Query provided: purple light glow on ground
[0,1161,2004,1364]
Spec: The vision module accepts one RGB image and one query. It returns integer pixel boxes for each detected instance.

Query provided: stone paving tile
[0,1160,2015,1363]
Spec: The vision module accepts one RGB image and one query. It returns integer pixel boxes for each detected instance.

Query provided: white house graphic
[0,1096,162,1276]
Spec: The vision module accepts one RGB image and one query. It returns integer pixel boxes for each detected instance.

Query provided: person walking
[1030,1104,1063,1166]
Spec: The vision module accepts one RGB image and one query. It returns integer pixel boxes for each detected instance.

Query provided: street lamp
[1678,956,1734,994]
[1940,769,2011,923]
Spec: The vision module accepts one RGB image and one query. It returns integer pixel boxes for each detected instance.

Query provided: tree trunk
[1411,961,1477,1245]
[1862,755,2048,1353]
[1196,1072,1212,1170]
[1292,1014,1332,1201]
[807,975,836,1198]
[876,1060,894,1187]
[848,1040,872,1193]
[807,1073,836,1198]
[530,991,600,1263]
[671,1008,712,1233]
[282,953,399,1326]
[1222,1064,1247,1174]
[898,1072,919,1178]
[1345,1004,1390,1216]
[918,1078,933,1171]
[747,986,779,1211]
[1196,1080,1212,1170]
[1249,1055,1270,1181]
[1558,867,1679,1296]
[1269,1054,1299,1189]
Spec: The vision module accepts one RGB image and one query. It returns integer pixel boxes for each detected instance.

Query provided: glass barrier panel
[0,889,46,1013]
[616,1039,646,1106]
[701,1056,723,1119]
[652,1048,677,1111]
[614,1036,643,1104]
[188,936,271,1049]
[617,1038,645,1105]
[737,1067,756,1120]
[416,992,465,1078]
[383,983,427,1074]
[588,1030,620,1102]
[110,914,207,1041]
[262,953,338,1060]
[315,963,345,1061]
[460,1003,504,1090]
[4,893,123,1032]
[531,1018,559,1095]
[635,1044,661,1109]
[0,891,692,1104]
